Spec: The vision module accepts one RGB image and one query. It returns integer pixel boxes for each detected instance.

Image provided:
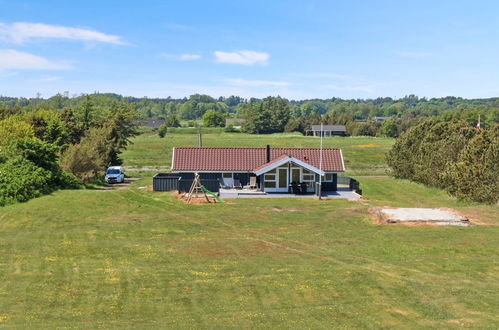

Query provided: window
[291,168,301,183]
[264,173,276,180]
[324,173,334,182]
[302,174,315,181]
[264,170,277,188]
[264,181,276,188]
[222,173,233,178]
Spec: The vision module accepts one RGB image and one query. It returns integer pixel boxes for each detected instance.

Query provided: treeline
[2,93,499,128]
[0,96,137,206]
[387,119,498,204]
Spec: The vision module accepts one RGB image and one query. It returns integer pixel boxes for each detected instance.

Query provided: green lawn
[0,132,498,328]
[121,130,394,176]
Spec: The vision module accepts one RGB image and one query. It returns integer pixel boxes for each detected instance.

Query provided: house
[170,145,345,194]
[225,118,246,129]
[374,116,391,122]
[307,125,347,137]
[132,119,166,131]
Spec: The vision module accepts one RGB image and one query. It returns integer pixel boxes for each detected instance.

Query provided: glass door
[277,168,288,192]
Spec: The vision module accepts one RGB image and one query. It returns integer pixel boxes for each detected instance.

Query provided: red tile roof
[171,147,345,172]
[253,154,291,172]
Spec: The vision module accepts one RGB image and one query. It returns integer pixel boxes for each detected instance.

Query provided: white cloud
[327,84,374,94]
[38,75,62,82]
[0,49,71,71]
[179,54,201,61]
[0,22,126,45]
[394,51,432,57]
[296,73,353,80]
[214,50,269,65]
[225,78,291,87]
[160,53,201,61]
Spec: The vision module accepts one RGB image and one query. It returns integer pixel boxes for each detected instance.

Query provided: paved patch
[219,189,362,199]
[375,208,470,226]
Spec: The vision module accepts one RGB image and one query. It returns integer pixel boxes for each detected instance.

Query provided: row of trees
[387,119,498,204]
[3,93,499,127]
[0,96,138,206]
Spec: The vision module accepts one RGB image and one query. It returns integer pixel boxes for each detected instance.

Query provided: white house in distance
[306,125,347,137]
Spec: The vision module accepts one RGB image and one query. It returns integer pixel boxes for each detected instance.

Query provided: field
[0,130,498,328]
[121,130,394,176]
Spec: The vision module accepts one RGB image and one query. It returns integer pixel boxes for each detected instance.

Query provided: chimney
[266,145,270,163]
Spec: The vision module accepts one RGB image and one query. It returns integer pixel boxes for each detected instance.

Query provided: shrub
[61,127,112,183]
[0,117,34,147]
[224,124,238,133]
[158,124,167,138]
[202,110,226,127]
[444,125,499,204]
[0,157,52,206]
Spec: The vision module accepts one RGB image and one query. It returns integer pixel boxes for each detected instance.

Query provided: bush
[165,114,181,128]
[224,124,238,133]
[158,124,167,138]
[0,157,52,206]
[61,127,111,183]
[0,117,34,147]
[444,125,499,204]
[387,119,497,204]
[202,110,226,127]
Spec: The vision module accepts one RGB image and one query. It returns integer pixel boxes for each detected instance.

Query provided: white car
[105,166,125,184]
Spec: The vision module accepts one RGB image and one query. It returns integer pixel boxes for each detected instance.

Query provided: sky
[1,0,499,100]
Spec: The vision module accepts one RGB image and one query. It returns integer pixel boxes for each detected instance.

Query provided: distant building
[132,119,165,131]
[225,118,246,129]
[374,116,391,122]
[306,125,347,137]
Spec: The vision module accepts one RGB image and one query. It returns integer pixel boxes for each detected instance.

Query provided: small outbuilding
[306,125,347,137]
[132,119,166,131]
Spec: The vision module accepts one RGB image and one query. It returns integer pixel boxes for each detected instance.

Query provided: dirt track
[100,178,141,191]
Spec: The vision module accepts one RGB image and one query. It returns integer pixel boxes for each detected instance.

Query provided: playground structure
[184,173,225,204]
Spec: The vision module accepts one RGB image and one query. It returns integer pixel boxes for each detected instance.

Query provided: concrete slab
[219,189,362,199]
[376,208,470,226]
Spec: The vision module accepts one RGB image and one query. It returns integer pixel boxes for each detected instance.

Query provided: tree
[158,125,167,138]
[444,125,498,204]
[386,119,437,179]
[379,118,400,137]
[104,103,138,165]
[0,117,34,147]
[76,95,95,130]
[202,110,225,127]
[242,97,290,134]
[165,114,181,127]
[61,127,112,183]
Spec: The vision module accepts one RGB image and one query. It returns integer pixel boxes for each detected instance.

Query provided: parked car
[105,166,125,184]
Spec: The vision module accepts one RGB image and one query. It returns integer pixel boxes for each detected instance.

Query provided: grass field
[121,129,394,176]
[0,131,498,328]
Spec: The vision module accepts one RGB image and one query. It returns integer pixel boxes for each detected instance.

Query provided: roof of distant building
[310,125,347,132]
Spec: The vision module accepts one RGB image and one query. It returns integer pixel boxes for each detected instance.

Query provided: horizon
[2,1,499,99]
[2,91,499,103]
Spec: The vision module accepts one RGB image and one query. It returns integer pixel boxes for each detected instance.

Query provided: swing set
[184,173,225,204]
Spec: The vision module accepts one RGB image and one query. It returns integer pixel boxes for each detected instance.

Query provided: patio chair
[243,176,257,189]
[291,181,301,194]
[299,182,308,194]
[233,179,243,189]
[220,177,234,189]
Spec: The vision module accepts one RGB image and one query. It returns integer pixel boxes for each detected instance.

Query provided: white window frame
[323,173,334,182]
